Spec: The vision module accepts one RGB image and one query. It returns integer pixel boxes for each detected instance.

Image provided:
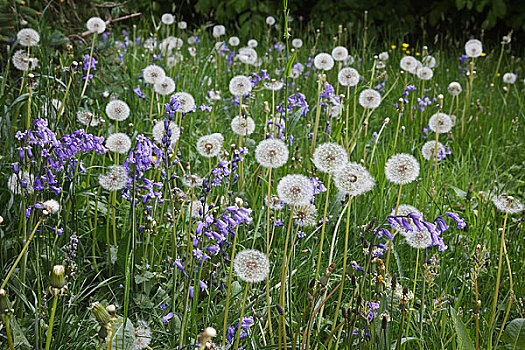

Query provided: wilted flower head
[213,25,226,38]
[385,153,420,185]
[447,82,462,96]
[17,28,40,47]
[428,113,452,134]
[255,139,289,168]
[314,53,334,71]
[277,174,314,205]
[106,133,131,154]
[231,115,255,136]
[421,140,445,161]
[338,67,360,87]
[105,100,130,121]
[197,134,223,158]
[99,165,128,191]
[42,199,60,215]
[400,56,417,72]
[233,249,270,283]
[264,79,284,91]
[229,75,252,96]
[8,171,34,194]
[378,52,389,61]
[265,195,285,210]
[331,46,348,61]
[333,162,375,196]
[292,203,318,227]
[465,39,483,58]
[312,142,348,173]
[417,67,433,80]
[86,17,106,34]
[143,64,166,85]
[154,77,176,96]
[188,200,204,218]
[492,195,524,214]
[359,89,382,109]
[77,110,101,126]
[152,120,180,147]
[161,13,174,25]
[12,50,38,71]
[503,73,517,84]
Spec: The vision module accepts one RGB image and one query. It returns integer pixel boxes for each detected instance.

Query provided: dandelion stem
[489,211,508,330]
[385,184,403,275]
[233,282,251,350]
[80,32,97,98]
[3,315,15,350]
[44,293,59,350]
[221,225,240,347]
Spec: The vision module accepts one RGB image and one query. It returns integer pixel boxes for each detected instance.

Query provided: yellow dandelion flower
[415,52,420,56]
[480,52,486,57]
[402,43,409,48]
[497,73,501,77]
[391,44,397,49]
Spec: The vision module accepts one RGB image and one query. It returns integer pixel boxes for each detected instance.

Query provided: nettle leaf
[501,318,525,349]
[135,270,155,284]
[111,319,135,350]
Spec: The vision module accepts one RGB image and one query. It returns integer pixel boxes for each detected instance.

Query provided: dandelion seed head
[292,38,303,48]
[428,113,452,134]
[233,249,270,283]
[134,320,152,350]
[447,82,462,96]
[405,229,433,249]
[161,13,174,25]
[338,67,360,87]
[255,139,289,168]
[188,200,203,218]
[106,133,132,154]
[417,67,433,80]
[421,141,445,161]
[314,53,334,71]
[105,100,130,121]
[182,174,203,188]
[331,46,348,61]
[197,134,223,158]
[8,171,34,195]
[12,50,38,71]
[465,39,483,58]
[238,47,258,65]
[229,36,240,47]
[333,162,375,196]
[99,165,128,191]
[492,195,524,214]
[231,115,255,136]
[212,25,226,38]
[359,89,382,109]
[172,92,196,114]
[143,64,166,85]
[77,110,101,126]
[152,121,180,147]
[86,17,106,34]
[154,77,176,96]
[42,199,60,215]
[17,28,40,47]
[277,174,314,205]
[312,142,348,173]
[266,16,276,25]
[385,153,420,185]
[503,73,517,84]
[292,203,318,227]
[229,75,252,96]
[400,56,417,72]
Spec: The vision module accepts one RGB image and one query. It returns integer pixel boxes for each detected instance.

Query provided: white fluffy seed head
[384,153,420,185]
[172,92,196,114]
[405,229,433,249]
[393,204,421,217]
[265,195,285,210]
[12,50,38,71]
[428,113,452,134]
[447,82,462,96]
[247,39,258,48]
[99,165,128,191]
[143,64,166,84]
[378,52,389,61]
[238,47,258,65]
[152,121,180,147]
[331,46,348,61]
[314,53,334,71]
[465,39,483,58]
[312,142,348,173]
[359,89,382,109]
[255,139,289,168]
[338,67,360,87]
[229,75,252,96]
[42,199,60,214]
[212,25,226,38]
[400,56,417,71]
[86,17,106,34]
[178,21,187,29]
[182,174,203,188]
[503,73,517,84]
[106,133,132,154]
[292,203,318,227]
[416,67,433,80]
[154,77,176,96]
[422,55,437,68]
[266,16,276,25]
[264,80,284,91]
[333,162,375,196]
[77,110,101,126]
[233,249,270,283]
[229,36,240,47]
[105,100,130,121]
[161,13,174,25]
[277,174,314,205]
[188,200,204,218]
[8,171,34,194]
[292,38,303,48]
[231,115,255,136]
[197,134,223,158]
[17,28,40,47]
[421,141,445,161]
[492,195,524,214]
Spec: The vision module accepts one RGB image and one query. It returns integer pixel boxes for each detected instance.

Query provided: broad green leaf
[451,308,475,350]
[111,319,135,350]
[284,51,298,79]
[501,318,525,349]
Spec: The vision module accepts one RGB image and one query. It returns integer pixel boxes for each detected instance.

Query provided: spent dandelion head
[447,82,462,96]
[428,113,452,134]
[233,249,270,283]
[338,67,360,87]
[492,195,524,214]
[99,165,128,191]
[106,133,132,154]
[197,134,223,158]
[255,139,289,168]
[292,203,318,227]
[333,162,375,196]
[359,89,382,109]
[86,17,106,34]
[384,153,420,185]
[229,75,252,96]
[312,142,348,173]
[143,64,166,85]
[331,46,349,61]
[277,174,314,205]
[231,115,255,136]
[105,100,130,121]
[465,39,483,58]
[421,140,445,161]
[17,28,40,47]
[314,53,334,71]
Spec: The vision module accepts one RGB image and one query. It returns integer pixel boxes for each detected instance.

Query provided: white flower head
[17,28,40,47]
[465,39,483,58]
[105,100,130,121]
[152,121,180,147]
[99,165,128,191]
[331,46,348,61]
[503,73,517,84]
[492,195,524,214]
[277,174,314,205]
[338,67,360,87]
[154,77,176,96]
[421,141,445,161]
[229,75,252,96]
[234,249,270,283]
[266,16,276,25]
[314,53,334,71]
[312,142,348,173]
[86,17,106,34]
[333,162,375,196]
[359,89,382,109]
[231,115,255,136]
[42,199,60,215]
[292,203,318,227]
[161,13,174,25]
[197,134,223,158]
[405,229,433,249]
[12,50,38,71]
[229,36,240,47]
[416,67,433,80]
[106,133,131,154]
[212,25,226,38]
[428,113,452,134]
[247,39,258,48]
[292,38,303,48]
[447,82,462,96]
[385,153,420,185]
[172,92,196,114]
[255,139,289,168]
[143,64,166,85]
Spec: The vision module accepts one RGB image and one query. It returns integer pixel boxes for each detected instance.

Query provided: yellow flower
[402,43,409,48]
[480,52,486,57]
[415,52,420,56]
[497,73,501,77]
[391,44,397,49]
[198,28,202,32]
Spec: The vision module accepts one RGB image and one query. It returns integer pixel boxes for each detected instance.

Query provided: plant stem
[489,212,508,330]
[221,225,240,347]
[80,33,97,98]
[44,294,59,350]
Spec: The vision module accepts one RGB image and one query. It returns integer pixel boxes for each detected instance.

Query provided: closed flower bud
[106,304,117,317]
[50,265,66,289]
[0,289,14,316]
[91,302,111,325]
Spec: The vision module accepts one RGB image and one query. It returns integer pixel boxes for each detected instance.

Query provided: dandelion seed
[331,46,348,61]
[264,79,284,91]
[99,165,128,191]
[229,75,252,96]
[266,16,276,25]
[17,28,40,47]
[143,64,166,85]
[400,56,417,72]
[465,39,482,58]
[447,82,462,96]
[178,21,187,29]
[238,47,258,65]
[86,17,106,34]
[234,249,270,283]
[314,53,334,71]
[359,89,382,109]
[172,92,196,114]
[421,141,445,161]
[385,154,420,185]
[154,77,176,96]
[277,174,314,205]
[255,139,289,168]
[378,52,389,61]
[422,55,437,68]
[212,25,226,38]
[229,36,240,47]
[405,229,433,249]
[106,133,132,154]
[231,115,255,136]
[182,174,203,188]
[152,121,180,147]
[105,100,130,121]
[312,142,348,173]
[197,134,223,158]
[492,195,524,214]
[333,162,375,196]
[338,67,360,87]
[428,113,452,134]
[77,110,101,126]
[134,320,152,350]
[417,67,433,80]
